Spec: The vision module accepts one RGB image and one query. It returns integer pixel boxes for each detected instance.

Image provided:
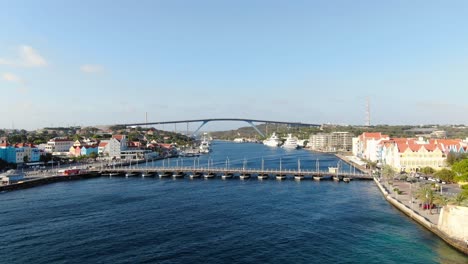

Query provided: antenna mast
[365,97,370,126]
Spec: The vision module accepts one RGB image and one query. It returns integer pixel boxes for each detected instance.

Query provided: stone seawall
[374,177,468,255]
[0,173,100,192]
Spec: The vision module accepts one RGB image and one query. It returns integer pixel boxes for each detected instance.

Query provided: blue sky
[1,0,468,130]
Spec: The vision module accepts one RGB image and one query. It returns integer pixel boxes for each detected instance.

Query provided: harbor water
[0,141,466,263]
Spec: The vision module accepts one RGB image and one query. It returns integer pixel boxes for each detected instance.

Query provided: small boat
[276,174,286,180]
[103,172,120,177]
[222,173,233,180]
[204,172,216,179]
[159,172,172,178]
[189,172,202,179]
[294,174,304,181]
[333,176,340,182]
[240,173,251,180]
[142,172,156,177]
[257,173,269,180]
[125,172,137,177]
[313,176,322,181]
[173,172,185,178]
[343,177,351,183]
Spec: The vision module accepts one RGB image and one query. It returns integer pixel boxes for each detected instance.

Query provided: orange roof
[99,142,108,147]
[362,132,387,139]
[113,135,125,141]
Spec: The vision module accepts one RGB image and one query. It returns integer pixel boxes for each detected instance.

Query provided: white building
[106,135,127,159]
[45,137,74,154]
[352,132,390,162]
[308,132,353,152]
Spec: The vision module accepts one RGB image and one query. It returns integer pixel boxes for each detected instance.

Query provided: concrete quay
[374,177,468,255]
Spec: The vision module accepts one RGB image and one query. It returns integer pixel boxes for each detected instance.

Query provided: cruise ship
[263,132,282,147]
[282,134,299,149]
[199,134,211,154]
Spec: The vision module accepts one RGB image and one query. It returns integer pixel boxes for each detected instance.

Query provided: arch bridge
[119,118,321,137]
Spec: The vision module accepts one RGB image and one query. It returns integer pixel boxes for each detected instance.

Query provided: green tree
[89,152,98,160]
[451,193,467,206]
[434,169,455,183]
[381,165,396,182]
[421,166,435,175]
[452,159,468,183]
[23,155,29,163]
[416,185,436,214]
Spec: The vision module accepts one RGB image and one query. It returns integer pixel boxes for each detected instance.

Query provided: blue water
[1,142,466,264]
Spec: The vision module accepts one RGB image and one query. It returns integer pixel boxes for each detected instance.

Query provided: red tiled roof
[99,142,108,147]
[113,135,125,141]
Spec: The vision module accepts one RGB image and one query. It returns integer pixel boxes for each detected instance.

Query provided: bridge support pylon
[246,121,265,138]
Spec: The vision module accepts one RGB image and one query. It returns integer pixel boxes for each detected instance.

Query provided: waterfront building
[45,137,74,154]
[106,135,127,159]
[98,141,109,155]
[380,137,466,172]
[69,146,82,157]
[15,143,40,162]
[6,146,25,164]
[308,133,328,150]
[352,132,389,162]
[80,145,98,156]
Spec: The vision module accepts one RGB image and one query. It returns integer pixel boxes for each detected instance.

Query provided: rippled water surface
[1,142,466,263]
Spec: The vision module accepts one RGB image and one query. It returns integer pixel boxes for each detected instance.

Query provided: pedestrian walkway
[383,180,439,224]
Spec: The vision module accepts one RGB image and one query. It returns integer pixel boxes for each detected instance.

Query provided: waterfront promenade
[375,177,468,255]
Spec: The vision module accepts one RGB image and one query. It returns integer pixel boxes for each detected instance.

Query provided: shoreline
[373,177,468,255]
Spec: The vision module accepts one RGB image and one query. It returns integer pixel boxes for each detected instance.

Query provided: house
[380,137,462,172]
[45,137,74,154]
[15,143,40,162]
[352,132,390,162]
[69,146,82,157]
[81,145,98,156]
[106,135,127,159]
[98,141,109,155]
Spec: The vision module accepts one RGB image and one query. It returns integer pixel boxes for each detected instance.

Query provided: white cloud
[80,64,104,74]
[0,45,47,67]
[19,45,47,67]
[1,72,22,83]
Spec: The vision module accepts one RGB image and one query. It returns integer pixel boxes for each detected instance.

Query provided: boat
[204,172,216,179]
[141,172,156,177]
[199,134,211,154]
[221,173,233,180]
[240,173,251,180]
[276,174,286,180]
[125,172,137,177]
[189,172,202,179]
[332,176,340,182]
[173,171,185,178]
[313,176,322,181]
[263,132,282,147]
[257,173,269,180]
[343,177,351,183]
[159,171,172,178]
[294,174,304,181]
[103,172,121,177]
[282,134,299,149]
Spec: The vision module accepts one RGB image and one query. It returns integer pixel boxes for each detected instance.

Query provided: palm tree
[433,194,450,213]
[416,185,435,214]
[451,193,467,206]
